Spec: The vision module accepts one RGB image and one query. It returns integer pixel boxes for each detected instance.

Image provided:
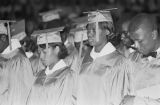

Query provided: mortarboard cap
[74,30,88,42]
[84,8,118,23]
[0,20,16,24]
[0,20,16,50]
[11,20,26,41]
[70,18,88,42]
[84,8,117,41]
[39,9,61,22]
[72,16,88,26]
[70,16,89,42]
[31,26,64,45]
[0,20,16,35]
[2,39,21,54]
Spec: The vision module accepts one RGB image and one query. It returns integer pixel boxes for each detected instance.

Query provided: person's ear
[152,30,158,40]
[54,46,60,54]
[104,29,110,36]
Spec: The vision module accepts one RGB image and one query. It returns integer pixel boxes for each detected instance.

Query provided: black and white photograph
[0,0,160,105]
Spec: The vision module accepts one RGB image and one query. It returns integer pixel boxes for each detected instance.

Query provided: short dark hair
[129,13,157,33]
[39,43,68,59]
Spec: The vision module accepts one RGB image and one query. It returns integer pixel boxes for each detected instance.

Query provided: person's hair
[74,40,92,49]
[39,42,68,59]
[129,13,157,33]
[99,21,115,34]
[60,25,71,43]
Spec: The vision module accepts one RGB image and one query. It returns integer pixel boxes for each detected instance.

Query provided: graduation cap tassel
[96,12,99,42]
[45,33,49,65]
[79,31,84,59]
[7,22,12,50]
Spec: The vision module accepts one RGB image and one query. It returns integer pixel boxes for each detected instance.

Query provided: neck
[49,59,60,70]
[82,46,93,58]
[94,40,108,53]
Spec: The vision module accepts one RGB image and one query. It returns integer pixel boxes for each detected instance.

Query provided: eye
[138,40,143,43]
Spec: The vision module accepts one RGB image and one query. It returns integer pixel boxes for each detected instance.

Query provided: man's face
[129,27,156,55]
[0,34,9,53]
[87,23,105,46]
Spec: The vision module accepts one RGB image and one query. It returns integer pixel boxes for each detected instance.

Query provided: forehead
[122,21,130,31]
[87,23,96,29]
[130,27,147,41]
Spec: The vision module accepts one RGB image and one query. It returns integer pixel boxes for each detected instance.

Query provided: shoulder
[44,67,75,86]
[34,70,46,86]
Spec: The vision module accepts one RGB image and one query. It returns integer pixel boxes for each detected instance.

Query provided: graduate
[0,22,11,104]
[11,20,34,58]
[30,31,45,76]
[67,16,93,73]
[77,9,135,105]
[26,27,76,105]
[120,13,160,105]
[0,20,34,105]
[39,9,64,29]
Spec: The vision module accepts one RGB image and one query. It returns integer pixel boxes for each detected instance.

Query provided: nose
[40,49,47,61]
[87,30,94,38]
[40,51,44,60]
[134,41,140,49]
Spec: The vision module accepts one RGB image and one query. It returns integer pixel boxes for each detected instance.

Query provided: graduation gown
[77,51,135,105]
[29,54,45,76]
[64,47,92,74]
[120,95,160,105]
[131,55,160,99]
[64,49,79,72]
[120,52,160,105]
[0,56,9,105]
[26,66,76,105]
[0,48,34,105]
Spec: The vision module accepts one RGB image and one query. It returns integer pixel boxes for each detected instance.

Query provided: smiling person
[120,13,160,105]
[68,16,93,74]
[26,27,76,105]
[77,9,136,105]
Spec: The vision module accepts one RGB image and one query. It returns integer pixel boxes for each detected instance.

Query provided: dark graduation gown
[27,66,76,105]
[0,48,34,105]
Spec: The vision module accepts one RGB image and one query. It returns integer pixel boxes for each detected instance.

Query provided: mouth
[88,39,94,43]
[41,60,47,64]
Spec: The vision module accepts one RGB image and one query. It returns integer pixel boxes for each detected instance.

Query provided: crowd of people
[0,4,160,105]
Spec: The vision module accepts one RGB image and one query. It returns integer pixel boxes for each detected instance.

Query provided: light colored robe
[29,54,45,76]
[120,51,160,105]
[120,95,160,105]
[26,66,76,105]
[0,48,34,105]
[77,51,135,105]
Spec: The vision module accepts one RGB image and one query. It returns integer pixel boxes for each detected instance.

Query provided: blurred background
[1,0,160,36]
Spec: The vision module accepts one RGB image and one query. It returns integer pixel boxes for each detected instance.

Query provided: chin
[89,42,95,46]
[41,61,47,66]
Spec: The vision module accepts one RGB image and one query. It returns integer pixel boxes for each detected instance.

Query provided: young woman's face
[39,44,59,67]
[87,23,109,47]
